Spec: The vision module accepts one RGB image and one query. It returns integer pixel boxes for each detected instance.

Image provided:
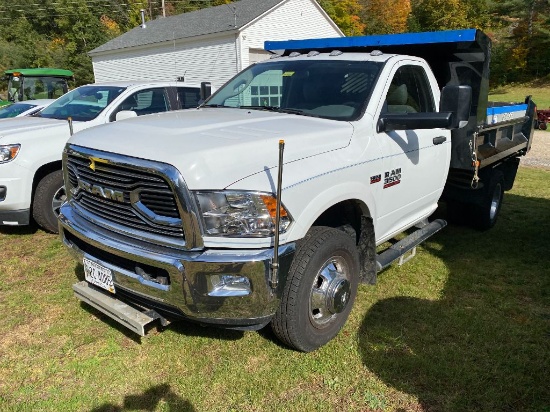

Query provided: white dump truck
[59,30,535,352]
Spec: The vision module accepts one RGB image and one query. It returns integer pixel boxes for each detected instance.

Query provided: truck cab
[1,68,73,106]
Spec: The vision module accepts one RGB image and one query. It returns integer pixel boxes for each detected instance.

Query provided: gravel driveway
[522,130,550,168]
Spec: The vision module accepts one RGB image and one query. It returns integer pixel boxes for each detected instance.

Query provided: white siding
[91,0,342,85]
[248,48,272,65]
[92,35,238,88]
[239,0,343,68]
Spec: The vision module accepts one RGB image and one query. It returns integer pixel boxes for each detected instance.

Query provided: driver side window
[383,65,436,114]
[110,88,169,122]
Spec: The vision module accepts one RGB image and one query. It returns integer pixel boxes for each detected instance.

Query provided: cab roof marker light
[371,50,383,56]
[307,51,320,57]
[329,50,343,56]
[289,52,301,58]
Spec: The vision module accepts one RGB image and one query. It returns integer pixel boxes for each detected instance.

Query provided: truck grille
[66,153,184,240]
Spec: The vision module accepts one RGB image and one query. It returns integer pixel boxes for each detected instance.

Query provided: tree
[409,0,470,31]
[489,0,550,82]
[318,0,365,36]
[361,0,411,35]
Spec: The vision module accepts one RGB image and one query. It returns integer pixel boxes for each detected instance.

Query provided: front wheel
[271,226,360,352]
[32,170,65,233]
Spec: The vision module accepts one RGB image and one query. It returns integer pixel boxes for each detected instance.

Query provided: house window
[250,82,281,107]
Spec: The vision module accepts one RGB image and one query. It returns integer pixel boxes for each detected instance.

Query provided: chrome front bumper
[59,203,295,330]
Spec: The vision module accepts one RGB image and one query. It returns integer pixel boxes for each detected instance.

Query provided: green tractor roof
[5,68,74,78]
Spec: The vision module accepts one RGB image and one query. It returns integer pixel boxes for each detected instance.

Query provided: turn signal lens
[260,194,288,218]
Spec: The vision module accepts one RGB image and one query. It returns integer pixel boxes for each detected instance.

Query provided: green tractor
[0,68,74,107]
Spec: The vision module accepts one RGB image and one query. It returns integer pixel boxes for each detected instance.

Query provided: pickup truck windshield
[0,102,36,118]
[40,86,126,121]
[205,59,382,121]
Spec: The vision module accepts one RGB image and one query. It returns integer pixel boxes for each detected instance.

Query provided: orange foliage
[100,15,121,36]
[364,0,411,33]
[331,0,366,36]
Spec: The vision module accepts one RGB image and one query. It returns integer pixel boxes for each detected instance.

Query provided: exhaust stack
[140,9,146,28]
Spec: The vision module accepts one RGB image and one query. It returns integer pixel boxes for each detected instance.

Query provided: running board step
[376,219,447,271]
[73,281,164,336]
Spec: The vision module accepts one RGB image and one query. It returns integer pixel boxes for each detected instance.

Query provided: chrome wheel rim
[309,256,352,329]
[52,185,66,216]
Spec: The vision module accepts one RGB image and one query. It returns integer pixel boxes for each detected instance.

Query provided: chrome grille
[66,153,184,240]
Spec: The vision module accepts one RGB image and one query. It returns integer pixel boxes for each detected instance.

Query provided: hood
[0,116,69,143]
[68,108,355,189]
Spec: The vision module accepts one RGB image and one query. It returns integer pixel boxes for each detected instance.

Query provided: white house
[89,0,343,87]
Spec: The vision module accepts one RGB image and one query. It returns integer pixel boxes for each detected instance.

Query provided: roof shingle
[90,0,285,55]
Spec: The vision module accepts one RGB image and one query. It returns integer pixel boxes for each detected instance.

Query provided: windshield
[7,76,68,102]
[39,86,126,121]
[0,103,36,118]
[205,59,382,121]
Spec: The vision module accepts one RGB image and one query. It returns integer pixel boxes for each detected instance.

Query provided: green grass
[490,79,550,109]
[0,167,549,412]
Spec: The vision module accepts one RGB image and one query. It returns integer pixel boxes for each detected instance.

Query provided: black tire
[471,170,504,231]
[540,122,548,131]
[271,226,360,352]
[33,170,65,233]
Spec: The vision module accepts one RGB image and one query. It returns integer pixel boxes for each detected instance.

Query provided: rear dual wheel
[271,226,359,352]
[471,171,504,230]
[446,170,504,231]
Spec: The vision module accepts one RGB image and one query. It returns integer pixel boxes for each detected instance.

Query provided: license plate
[83,258,115,293]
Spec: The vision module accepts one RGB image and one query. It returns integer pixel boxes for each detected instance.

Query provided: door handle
[433,136,447,145]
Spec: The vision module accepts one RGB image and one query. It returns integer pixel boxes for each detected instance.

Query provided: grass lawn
[0,165,548,412]
[490,79,550,109]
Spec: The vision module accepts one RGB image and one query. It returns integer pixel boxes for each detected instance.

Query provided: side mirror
[377,112,453,133]
[200,82,212,102]
[115,110,138,121]
[439,85,472,129]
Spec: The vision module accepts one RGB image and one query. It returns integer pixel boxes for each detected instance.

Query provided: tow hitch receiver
[73,281,168,336]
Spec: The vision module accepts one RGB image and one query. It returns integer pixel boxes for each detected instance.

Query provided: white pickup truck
[59,30,536,352]
[0,80,208,232]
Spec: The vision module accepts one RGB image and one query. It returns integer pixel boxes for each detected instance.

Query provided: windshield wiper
[277,108,307,115]
[201,104,231,108]
[239,106,311,116]
[239,105,280,111]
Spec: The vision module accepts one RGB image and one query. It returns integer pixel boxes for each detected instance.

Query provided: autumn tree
[489,0,550,83]
[318,0,365,36]
[359,0,411,35]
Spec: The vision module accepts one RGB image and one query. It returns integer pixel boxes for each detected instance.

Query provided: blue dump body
[265,29,478,52]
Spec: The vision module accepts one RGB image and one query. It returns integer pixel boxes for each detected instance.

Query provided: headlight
[0,144,21,163]
[195,191,292,237]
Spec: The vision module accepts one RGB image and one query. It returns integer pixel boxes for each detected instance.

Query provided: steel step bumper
[73,281,166,336]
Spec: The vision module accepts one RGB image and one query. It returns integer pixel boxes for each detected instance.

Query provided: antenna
[226,3,237,28]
